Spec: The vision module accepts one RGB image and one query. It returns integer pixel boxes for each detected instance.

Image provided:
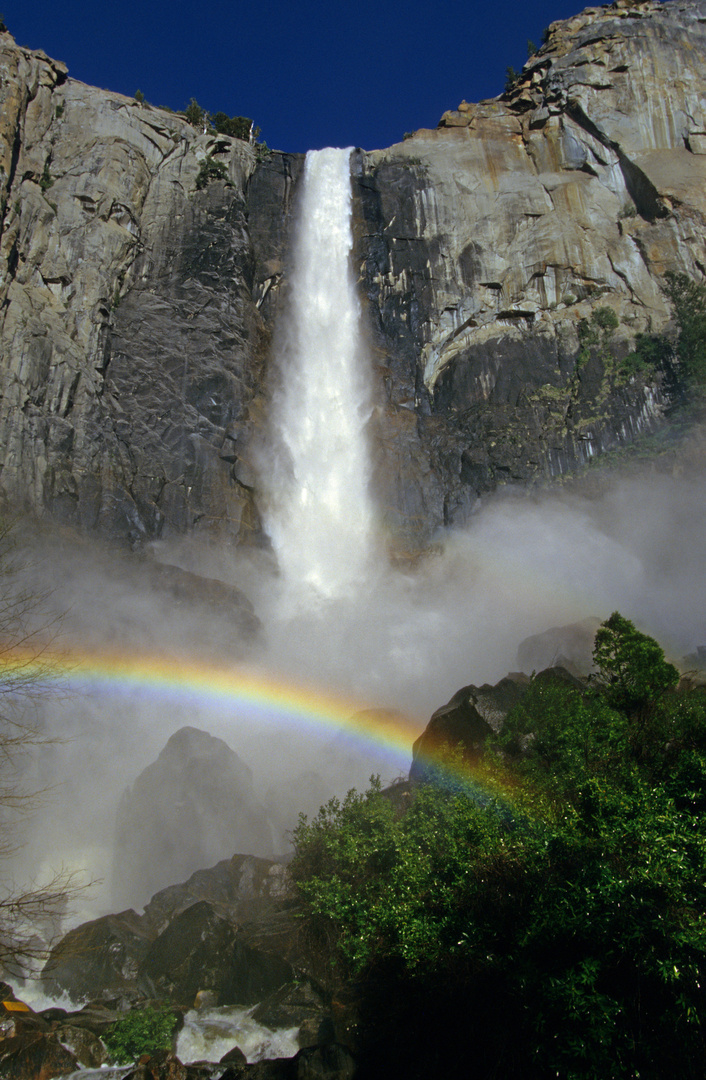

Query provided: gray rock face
[41,909,154,1001]
[113,727,274,909]
[0,34,267,544]
[1,4,705,550]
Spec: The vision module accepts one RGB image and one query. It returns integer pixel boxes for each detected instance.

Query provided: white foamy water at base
[176,1003,299,1063]
[34,995,299,1078]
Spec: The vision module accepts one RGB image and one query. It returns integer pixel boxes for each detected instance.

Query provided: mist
[4,453,703,923]
[6,147,706,925]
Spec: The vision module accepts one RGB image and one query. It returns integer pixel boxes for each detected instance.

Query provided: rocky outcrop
[113,728,275,910]
[410,674,529,780]
[410,663,591,780]
[43,850,300,1007]
[41,908,155,1001]
[517,616,601,674]
[143,854,288,936]
[353,0,706,545]
[1,3,706,551]
[0,32,267,544]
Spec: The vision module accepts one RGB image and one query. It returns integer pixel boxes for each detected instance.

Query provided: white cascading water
[262,147,376,601]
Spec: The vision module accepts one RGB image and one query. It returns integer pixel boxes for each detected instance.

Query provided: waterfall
[261,147,376,601]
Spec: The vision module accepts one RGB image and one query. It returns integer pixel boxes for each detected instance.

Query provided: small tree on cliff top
[593,610,679,721]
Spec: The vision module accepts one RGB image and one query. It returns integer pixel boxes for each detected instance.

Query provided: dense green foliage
[620,331,670,379]
[593,610,679,719]
[104,1005,177,1064]
[211,111,254,140]
[664,271,706,385]
[291,614,706,1078]
[577,305,619,369]
[184,98,206,128]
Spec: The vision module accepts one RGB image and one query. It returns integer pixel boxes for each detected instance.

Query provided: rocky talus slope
[1,0,705,549]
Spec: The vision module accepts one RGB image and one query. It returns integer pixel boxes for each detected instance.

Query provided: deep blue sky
[8,0,582,153]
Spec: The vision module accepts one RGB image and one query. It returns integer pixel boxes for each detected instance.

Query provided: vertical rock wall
[351,0,706,546]
[1,2,705,550]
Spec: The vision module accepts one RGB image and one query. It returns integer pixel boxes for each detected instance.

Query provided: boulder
[0,1031,79,1080]
[410,673,528,781]
[113,726,275,909]
[252,978,328,1036]
[222,920,296,1007]
[137,901,240,1006]
[293,1044,356,1080]
[53,1023,108,1068]
[42,909,154,1000]
[410,666,589,781]
[38,1000,123,1037]
[517,617,601,675]
[143,854,288,936]
[124,1049,188,1080]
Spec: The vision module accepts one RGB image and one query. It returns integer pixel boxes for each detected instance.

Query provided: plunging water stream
[261,147,376,601]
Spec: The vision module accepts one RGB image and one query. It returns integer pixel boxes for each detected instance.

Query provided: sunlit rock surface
[352,0,706,544]
[0,2,705,548]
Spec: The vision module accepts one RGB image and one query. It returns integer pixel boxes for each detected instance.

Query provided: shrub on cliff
[664,271,706,385]
[194,155,229,191]
[291,615,706,1078]
[211,112,256,141]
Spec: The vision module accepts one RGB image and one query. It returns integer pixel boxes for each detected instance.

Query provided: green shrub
[184,98,205,128]
[39,162,53,193]
[591,305,619,332]
[504,66,520,93]
[291,614,706,1078]
[134,89,145,105]
[593,610,679,721]
[211,111,252,140]
[104,1005,177,1064]
[620,331,670,378]
[663,270,706,384]
[194,155,229,190]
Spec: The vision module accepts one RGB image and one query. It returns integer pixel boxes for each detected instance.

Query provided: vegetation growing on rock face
[194,155,230,191]
[664,271,706,385]
[183,99,259,143]
[291,613,706,1078]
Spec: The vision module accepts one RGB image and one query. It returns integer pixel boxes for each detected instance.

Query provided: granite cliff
[1,0,705,549]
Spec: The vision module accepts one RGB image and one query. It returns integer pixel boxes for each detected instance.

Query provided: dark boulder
[410,667,587,781]
[137,901,240,1006]
[144,854,288,936]
[293,1043,356,1080]
[124,1048,188,1080]
[38,1000,123,1037]
[0,1031,79,1080]
[53,1022,109,1068]
[410,673,528,781]
[252,978,328,1038]
[222,921,296,1007]
[42,909,154,1000]
[113,726,275,910]
[220,1044,248,1066]
[0,998,50,1041]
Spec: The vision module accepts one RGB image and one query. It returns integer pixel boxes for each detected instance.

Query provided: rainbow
[0,644,532,822]
[0,643,423,775]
